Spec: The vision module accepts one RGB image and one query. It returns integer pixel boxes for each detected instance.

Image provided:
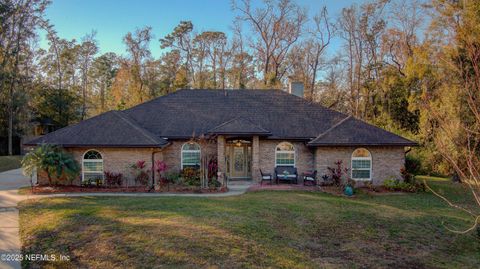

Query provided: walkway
[0,169,251,269]
[0,169,30,269]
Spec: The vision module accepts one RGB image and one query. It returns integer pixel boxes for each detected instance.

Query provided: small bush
[130,160,150,186]
[364,180,379,192]
[209,179,222,188]
[165,171,182,184]
[327,160,349,186]
[104,171,123,187]
[400,167,415,184]
[181,167,200,186]
[405,155,421,175]
[383,178,425,193]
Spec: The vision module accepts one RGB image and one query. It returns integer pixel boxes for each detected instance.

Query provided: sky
[39,0,359,57]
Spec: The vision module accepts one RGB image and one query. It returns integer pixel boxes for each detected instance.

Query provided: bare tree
[305,6,332,101]
[78,31,98,119]
[234,0,306,87]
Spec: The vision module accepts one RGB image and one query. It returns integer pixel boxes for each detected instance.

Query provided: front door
[226,140,252,179]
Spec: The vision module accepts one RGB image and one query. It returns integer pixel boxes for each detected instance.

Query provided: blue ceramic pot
[344,186,353,196]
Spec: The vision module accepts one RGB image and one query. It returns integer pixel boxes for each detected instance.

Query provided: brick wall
[36,142,404,186]
[314,146,405,185]
[37,147,156,186]
[258,139,314,183]
[161,140,217,174]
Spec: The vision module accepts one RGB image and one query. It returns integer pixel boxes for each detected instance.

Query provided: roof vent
[288,81,304,98]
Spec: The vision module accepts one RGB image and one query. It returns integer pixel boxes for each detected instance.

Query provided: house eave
[307,142,419,147]
[23,143,169,148]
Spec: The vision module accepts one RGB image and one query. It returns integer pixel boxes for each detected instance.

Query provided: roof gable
[308,116,417,146]
[25,111,168,148]
[207,117,271,135]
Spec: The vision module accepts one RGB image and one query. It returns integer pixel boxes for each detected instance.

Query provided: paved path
[0,168,250,269]
[0,169,29,269]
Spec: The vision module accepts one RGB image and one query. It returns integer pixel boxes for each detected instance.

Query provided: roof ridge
[113,111,164,145]
[309,115,352,143]
[208,116,270,133]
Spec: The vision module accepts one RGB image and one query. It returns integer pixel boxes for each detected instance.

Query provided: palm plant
[22,144,80,185]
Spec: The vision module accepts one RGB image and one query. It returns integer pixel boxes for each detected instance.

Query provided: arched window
[275,142,295,167]
[83,150,104,182]
[351,148,372,180]
[181,142,201,169]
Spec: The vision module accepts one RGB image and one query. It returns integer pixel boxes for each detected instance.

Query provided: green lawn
[0,155,22,172]
[19,179,479,268]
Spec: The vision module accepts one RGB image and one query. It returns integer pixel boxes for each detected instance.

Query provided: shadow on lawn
[20,191,480,268]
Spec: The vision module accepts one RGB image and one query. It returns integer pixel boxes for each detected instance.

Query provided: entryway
[226,139,252,180]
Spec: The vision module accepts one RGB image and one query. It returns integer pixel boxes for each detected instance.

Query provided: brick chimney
[288,81,304,98]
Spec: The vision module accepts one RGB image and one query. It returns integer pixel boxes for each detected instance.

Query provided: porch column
[217,135,226,177]
[252,135,260,181]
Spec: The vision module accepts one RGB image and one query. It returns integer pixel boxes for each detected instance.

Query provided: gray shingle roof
[25,89,417,147]
[307,116,417,146]
[124,89,347,139]
[207,117,271,135]
[25,110,168,147]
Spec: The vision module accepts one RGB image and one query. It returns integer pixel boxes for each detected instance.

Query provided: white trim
[82,149,104,182]
[274,142,296,167]
[351,148,372,181]
[181,142,201,169]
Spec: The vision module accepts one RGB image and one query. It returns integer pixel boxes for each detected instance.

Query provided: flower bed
[22,185,228,195]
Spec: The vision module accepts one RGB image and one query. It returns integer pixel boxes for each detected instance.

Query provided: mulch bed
[23,185,228,195]
[247,183,321,192]
[322,185,407,196]
[248,184,407,197]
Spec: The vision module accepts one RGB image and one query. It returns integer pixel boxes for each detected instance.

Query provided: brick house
[25,89,416,186]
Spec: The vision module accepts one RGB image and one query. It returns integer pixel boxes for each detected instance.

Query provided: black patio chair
[302,170,318,186]
[260,169,273,185]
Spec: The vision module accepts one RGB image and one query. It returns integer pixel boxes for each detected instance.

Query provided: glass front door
[226,140,252,179]
[232,146,246,178]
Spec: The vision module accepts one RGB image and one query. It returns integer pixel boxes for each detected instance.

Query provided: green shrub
[164,171,180,184]
[181,167,200,186]
[22,144,80,185]
[209,179,222,188]
[383,178,425,193]
[405,155,421,175]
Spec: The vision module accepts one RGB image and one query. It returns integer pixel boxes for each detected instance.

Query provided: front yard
[19,178,479,268]
[0,155,22,172]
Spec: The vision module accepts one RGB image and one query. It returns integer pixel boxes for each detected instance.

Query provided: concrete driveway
[0,168,29,269]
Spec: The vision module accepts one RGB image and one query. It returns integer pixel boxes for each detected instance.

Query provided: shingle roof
[207,117,271,135]
[307,116,417,146]
[24,110,168,148]
[124,89,347,139]
[25,89,417,147]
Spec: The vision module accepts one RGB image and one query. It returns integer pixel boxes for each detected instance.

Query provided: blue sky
[40,0,358,57]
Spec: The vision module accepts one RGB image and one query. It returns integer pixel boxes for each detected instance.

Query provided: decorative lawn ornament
[344,185,354,196]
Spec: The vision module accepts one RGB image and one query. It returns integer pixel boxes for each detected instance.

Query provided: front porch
[217,136,260,182]
[216,135,315,185]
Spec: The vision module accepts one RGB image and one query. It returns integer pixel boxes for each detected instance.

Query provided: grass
[0,155,22,172]
[19,178,480,268]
